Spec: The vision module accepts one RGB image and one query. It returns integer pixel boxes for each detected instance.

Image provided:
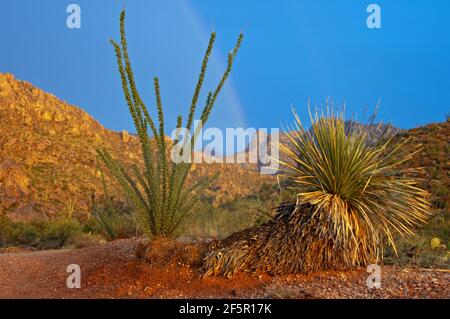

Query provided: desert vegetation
[0,216,91,250]
[203,109,432,277]
[97,10,243,238]
[0,8,448,300]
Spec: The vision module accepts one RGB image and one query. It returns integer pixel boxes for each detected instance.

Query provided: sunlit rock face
[0,73,272,220]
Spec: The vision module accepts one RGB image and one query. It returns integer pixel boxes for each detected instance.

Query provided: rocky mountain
[0,73,447,221]
[0,73,272,221]
[398,121,449,210]
[0,73,145,220]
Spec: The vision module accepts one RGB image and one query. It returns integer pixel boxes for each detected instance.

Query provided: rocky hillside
[399,121,449,210]
[1,73,447,221]
[0,73,272,221]
[0,73,144,220]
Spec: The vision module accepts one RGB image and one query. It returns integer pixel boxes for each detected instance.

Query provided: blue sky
[1,0,449,135]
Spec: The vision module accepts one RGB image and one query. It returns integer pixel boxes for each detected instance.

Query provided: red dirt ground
[0,238,448,299]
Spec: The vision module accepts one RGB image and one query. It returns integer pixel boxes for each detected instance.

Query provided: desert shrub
[180,182,290,239]
[36,219,82,249]
[10,222,40,246]
[384,209,449,268]
[0,218,13,246]
[275,109,431,265]
[89,206,136,241]
[384,236,449,268]
[97,10,243,238]
[181,199,267,239]
[0,217,84,250]
[203,108,431,277]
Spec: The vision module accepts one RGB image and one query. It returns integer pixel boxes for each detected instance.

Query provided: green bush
[182,200,264,238]
[384,236,449,268]
[0,217,84,250]
[89,207,136,241]
[11,223,40,247]
[384,209,449,268]
[180,184,286,238]
[38,219,81,249]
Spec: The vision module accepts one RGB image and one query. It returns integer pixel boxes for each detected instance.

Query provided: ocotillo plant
[97,10,243,238]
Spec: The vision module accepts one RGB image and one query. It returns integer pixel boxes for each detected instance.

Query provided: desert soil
[0,238,448,299]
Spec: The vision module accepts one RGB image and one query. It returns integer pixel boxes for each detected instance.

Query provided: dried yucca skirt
[203,202,380,278]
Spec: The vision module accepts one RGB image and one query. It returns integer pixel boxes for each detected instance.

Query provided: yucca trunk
[203,202,381,277]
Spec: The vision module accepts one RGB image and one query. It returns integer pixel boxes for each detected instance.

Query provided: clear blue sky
[1,0,449,135]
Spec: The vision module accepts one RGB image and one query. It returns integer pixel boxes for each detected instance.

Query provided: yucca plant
[278,108,431,255]
[97,10,243,238]
[203,107,431,277]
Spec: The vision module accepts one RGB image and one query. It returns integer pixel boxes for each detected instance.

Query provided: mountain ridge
[0,73,448,221]
[0,73,272,220]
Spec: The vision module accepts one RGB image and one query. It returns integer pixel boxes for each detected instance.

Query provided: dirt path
[0,239,448,299]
